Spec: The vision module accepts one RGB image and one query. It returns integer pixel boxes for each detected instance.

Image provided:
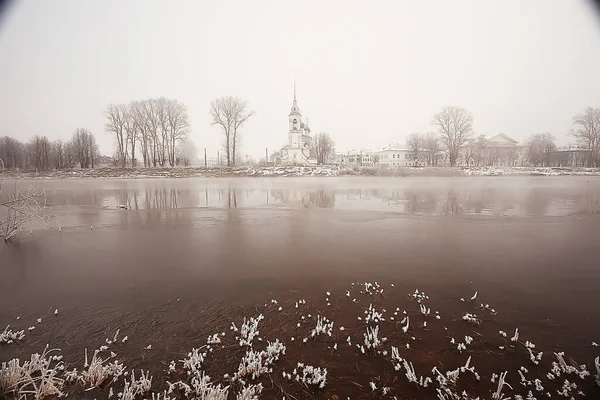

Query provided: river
[1,176,599,398]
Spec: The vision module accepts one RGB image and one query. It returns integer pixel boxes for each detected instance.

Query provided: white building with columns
[277,84,317,166]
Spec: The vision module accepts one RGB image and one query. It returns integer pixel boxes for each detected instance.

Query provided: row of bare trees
[104,98,190,168]
[0,129,99,171]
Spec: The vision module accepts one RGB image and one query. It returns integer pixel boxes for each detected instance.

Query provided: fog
[1,0,600,160]
[2,2,600,398]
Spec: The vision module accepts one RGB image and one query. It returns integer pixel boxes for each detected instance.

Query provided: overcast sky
[1,0,600,159]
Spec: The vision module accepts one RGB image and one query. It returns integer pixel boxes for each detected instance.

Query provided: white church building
[277,84,317,166]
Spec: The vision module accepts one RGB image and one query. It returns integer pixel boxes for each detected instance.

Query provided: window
[393,154,396,159]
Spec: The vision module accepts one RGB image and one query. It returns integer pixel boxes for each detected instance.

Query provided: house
[375,144,414,168]
[336,149,374,167]
[549,146,589,167]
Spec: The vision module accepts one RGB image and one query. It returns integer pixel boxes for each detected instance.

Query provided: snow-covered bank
[3,166,600,179]
[461,166,600,176]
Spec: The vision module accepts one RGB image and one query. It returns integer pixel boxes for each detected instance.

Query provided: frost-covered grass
[462,166,600,176]
[1,282,599,399]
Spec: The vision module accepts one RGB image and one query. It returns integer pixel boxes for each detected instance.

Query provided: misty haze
[1,1,600,399]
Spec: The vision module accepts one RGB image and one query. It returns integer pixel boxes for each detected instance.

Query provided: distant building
[375,144,414,168]
[549,146,589,167]
[336,149,374,167]
[486,133,521,166]
[462,133,524,167]
[277,83,317,166]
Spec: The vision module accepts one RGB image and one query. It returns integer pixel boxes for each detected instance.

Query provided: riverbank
[3,165,600,179]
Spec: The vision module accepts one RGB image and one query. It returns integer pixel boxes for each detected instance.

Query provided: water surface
[1,176,599,397]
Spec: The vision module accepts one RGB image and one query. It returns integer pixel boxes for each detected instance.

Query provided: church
[277,84,317,166]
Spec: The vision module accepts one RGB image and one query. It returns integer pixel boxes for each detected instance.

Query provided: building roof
[378,144,409,152]
[487,133,518,144]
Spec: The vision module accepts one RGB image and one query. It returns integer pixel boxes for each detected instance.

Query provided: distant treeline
[0,129,98,171]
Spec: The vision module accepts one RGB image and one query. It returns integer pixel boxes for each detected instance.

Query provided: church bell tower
[289,80,301,133]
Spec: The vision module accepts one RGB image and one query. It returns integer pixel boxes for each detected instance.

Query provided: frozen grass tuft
[236,383,262,400]
[118,369,152,400]
[310,315,334,338]
[0,345,65,399]
[0,325,25,344]
[363,325,386,350]
[76,348,125,389]
[234,339,286,380]
[288,363,327,389]
[180,348,207,376]
[233,314,264,347]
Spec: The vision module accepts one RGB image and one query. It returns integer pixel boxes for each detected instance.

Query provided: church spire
[289,79,301,116]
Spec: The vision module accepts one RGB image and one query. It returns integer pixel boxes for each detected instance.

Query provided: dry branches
[0,158,48,241]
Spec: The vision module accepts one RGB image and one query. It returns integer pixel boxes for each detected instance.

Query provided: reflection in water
[145,189,180,210]
[227,189,237,208]
[43,177,600,217]
[442,190,462,216]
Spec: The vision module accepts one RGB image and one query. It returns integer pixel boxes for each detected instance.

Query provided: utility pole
[204,147,207,168]
[265,147,268,167]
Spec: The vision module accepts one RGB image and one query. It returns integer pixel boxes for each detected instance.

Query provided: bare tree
[131,101,151,167]
[165,99,190,167]
[209,97,254,167]
[103,104,129,167]
[466,135,488,167]
[571,107,600,167]
[50,139,65,169]
[526,133,556,166]
[0,159,47,240]
[25,136,51,170]
[0,137,24,169]
[406,133,424,166]
[89,135,99,168]
[311,133,335,165]
[63,140,78,168]
[432,106,474,166]
[123,106,138,167]
[422,132,441,166]
[156,97,169,167]
[176,137,197,166]
[143,99,160,167]
[70,128,98,168]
